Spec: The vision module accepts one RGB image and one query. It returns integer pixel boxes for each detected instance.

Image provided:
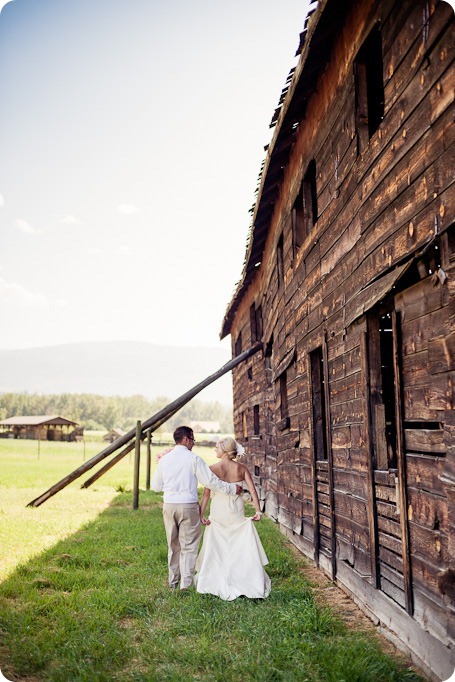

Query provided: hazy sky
[0,0,310,353]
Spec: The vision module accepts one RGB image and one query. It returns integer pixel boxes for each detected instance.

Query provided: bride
[194,437,271,600]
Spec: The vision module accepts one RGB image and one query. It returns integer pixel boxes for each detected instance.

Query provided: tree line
[0,392,234,433]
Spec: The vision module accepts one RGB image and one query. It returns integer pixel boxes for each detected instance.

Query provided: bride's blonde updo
[215,436,245,460]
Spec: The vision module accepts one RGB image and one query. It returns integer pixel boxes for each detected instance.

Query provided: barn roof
[221,0,348,339]
[0,415,78,427]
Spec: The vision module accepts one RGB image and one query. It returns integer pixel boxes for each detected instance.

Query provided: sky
[0,0,311,354]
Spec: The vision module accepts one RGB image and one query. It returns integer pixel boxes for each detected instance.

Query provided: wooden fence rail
[27,343,262,507]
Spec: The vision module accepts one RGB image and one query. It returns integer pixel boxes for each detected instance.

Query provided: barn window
[354,23,384,154]
[250,302,263,343]
[253,404,260,435]
[310,347,328,461]
[292,185,305,253]
[277,234,284,288]
[303,159,318,234]
[277,370,290,430]
[234,332,242,357]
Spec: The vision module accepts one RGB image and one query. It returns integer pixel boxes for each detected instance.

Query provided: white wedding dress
[194,483,271,600]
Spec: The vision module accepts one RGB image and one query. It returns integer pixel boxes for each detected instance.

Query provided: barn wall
[228,0,454,677]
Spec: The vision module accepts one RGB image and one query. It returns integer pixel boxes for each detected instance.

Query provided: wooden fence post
[133,421,141,509]
[146,429,152,490]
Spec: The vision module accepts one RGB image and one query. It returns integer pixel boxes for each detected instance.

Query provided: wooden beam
[392,310,413,615]
[323,330,337,582]
[80,439,139,489]
[133,421,141,510]
[361,329,379,587]
[27,343,263,507]
[146,429,152,490]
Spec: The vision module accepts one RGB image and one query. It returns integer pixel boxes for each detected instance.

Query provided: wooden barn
[221,0,454,679]
[0,415,81,441]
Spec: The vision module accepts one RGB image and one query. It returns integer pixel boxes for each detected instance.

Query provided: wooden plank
[392,310,413,614]
[376,499,400,521]
[377,514,402,539]
[409,522,449,564]
[379,546,404,573]
[375,483,397,503]
[428,331,455,373]
[407,486,449,531]
[378,530,403,555]
[405,453,446,496]
[381,576,407,609]
[380,562,406,591]
[383,1,453,114]
[404,428,446,454]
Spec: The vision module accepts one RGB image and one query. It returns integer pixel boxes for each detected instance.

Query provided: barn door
[309,341,336,579]
[367,308,413,613]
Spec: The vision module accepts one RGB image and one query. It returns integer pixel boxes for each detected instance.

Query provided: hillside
[0,341,234,406]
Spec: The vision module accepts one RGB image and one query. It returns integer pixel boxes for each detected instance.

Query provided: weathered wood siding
[227,0,454,677]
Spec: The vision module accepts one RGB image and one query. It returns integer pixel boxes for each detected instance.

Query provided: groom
[151,425,242,591]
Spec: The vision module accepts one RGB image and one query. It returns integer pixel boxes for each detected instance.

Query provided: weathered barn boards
[221,1,454,679]
[0,415,81,441]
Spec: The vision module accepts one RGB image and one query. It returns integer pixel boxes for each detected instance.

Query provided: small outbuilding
[0,415,81,441]
[103,428,127,443]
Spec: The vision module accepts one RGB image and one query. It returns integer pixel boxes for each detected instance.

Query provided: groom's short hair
[173,426,193,443]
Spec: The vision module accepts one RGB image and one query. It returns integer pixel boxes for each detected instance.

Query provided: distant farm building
[103,428,127,443]
[0,416,82,441]
[190,420,221,433]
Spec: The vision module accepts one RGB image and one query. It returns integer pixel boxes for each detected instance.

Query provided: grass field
[0,440,424,681]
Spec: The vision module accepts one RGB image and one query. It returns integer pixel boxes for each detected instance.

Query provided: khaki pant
[162,503,201,589]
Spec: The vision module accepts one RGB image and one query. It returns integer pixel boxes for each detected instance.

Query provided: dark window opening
[250,302,263,343]
[416,240,442,279]
[234,332,242,357]
[303,159,318,234]
[254,465,260,477]
[248,367,253,381]
[292,185,305,252]
[277,234,284,288]
[354,24,384,154]
[250,304,258,343]
[310,347,328,461]
[447,224,455,260]
[253,405,260,435]
[265,336,274,374]
[256,304,263,340]
[378,312,397,469]
[404,421,441,430]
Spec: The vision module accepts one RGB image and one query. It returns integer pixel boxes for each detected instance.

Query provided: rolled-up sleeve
[193,456,237,495]
[150,463,164,492]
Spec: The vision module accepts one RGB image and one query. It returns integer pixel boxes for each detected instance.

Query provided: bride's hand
[201,516,211,526]
[251,512,263,522]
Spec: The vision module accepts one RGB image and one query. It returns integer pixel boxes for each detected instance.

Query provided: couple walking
[151,425,271,601]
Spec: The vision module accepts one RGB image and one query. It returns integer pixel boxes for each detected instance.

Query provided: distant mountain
[0,341,234,406]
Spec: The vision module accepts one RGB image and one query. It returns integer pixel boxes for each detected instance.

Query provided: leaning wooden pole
[27,342,262,507]
[80,404,183,489]
[80,438,140,489]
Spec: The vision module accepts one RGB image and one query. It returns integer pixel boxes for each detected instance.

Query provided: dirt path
[290,546,429,680]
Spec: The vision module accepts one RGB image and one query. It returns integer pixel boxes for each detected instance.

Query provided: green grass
[0,442,425,681]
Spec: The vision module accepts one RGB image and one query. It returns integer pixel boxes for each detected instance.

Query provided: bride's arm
[200,487,211,525]
[243,467,263,521]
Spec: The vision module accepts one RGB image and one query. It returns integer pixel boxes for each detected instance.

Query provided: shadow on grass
[0,491,425,682]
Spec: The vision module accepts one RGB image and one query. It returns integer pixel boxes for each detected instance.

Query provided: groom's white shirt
[151,444,237,503]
